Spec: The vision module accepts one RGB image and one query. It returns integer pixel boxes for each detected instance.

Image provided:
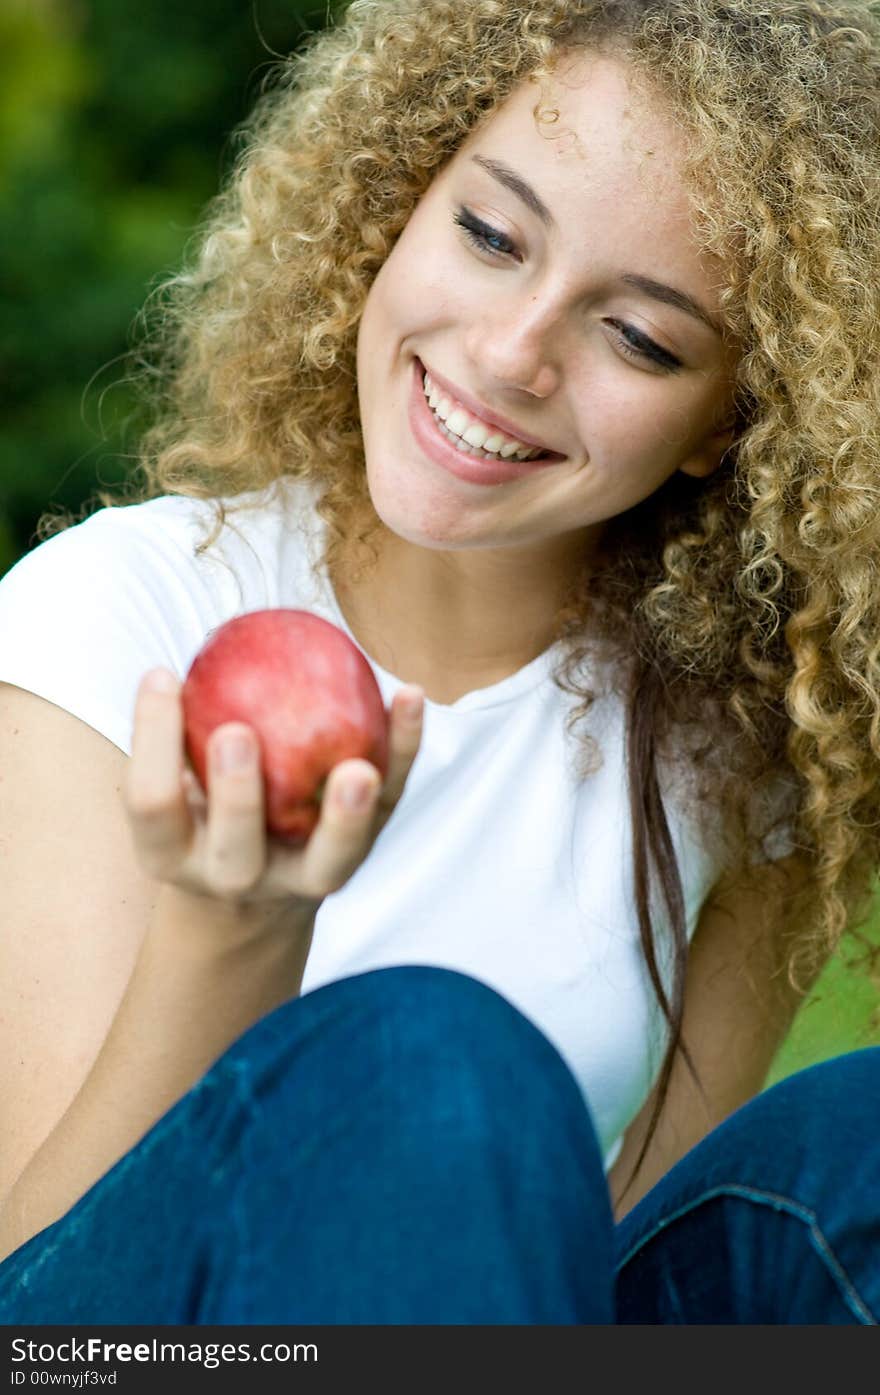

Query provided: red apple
[182,609,390,845]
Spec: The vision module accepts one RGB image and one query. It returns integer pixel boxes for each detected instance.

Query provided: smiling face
[355,50,738,560]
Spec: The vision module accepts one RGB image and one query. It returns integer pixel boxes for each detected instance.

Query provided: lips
[417,358,563,459]
[407,359,564,486]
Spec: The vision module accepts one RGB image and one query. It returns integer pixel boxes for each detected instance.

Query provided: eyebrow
[470,153,724,339]
[619,274,723,339]
[472,154,554,227]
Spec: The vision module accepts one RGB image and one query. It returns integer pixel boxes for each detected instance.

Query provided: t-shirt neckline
[319,569,558,713]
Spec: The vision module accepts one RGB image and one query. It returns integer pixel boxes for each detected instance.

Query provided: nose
[463,295,562,399]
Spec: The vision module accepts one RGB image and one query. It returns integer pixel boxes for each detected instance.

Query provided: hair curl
[41,0,880,1200]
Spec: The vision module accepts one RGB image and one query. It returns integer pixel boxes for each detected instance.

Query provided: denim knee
[615,1045,880,1324]
[209,964,606,1187]
[198,965,614,1323]
[617,1044,880,1203]
[709,1045,880,1196]
[0,967,611,1325]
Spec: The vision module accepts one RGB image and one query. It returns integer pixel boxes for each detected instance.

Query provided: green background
[1,0,877,1083]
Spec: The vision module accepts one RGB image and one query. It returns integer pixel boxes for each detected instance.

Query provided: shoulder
[1,494,214,593]
[0,480,323,756]
[1,478,317,613]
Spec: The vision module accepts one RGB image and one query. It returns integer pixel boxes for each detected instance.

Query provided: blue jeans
[0,966,876,1324]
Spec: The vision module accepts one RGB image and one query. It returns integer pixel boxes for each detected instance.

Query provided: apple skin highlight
[182,609,390,844]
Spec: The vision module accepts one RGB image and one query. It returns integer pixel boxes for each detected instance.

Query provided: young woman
[0,0,878,1323]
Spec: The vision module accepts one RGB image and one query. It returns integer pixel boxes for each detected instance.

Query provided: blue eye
[453,207,518,258]
[453,206,682,375]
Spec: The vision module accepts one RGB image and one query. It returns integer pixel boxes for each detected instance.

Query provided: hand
[122,666,424,921]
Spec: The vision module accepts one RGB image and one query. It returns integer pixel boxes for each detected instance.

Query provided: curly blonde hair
[42,0,880,1193]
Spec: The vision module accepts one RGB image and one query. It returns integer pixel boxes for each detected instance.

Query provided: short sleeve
[0,505,229,756]
[746,771,800,865]
[661,746,800,894]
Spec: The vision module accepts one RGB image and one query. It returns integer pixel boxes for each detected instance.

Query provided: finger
[123,669,193,878]
[379,685,424,808]
[182,766,208,815]
[297,757,382,895]
[201,723,268,897]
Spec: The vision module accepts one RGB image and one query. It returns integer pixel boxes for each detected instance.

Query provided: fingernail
[216,733,254,771]
[399,688,423,718]
[339,778,373,809]
[143,669,177,694]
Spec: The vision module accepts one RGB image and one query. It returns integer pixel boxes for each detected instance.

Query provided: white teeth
[462,423,490,449]
[436,418,502,459]
[421,370,546,461]
[445,407,470,436]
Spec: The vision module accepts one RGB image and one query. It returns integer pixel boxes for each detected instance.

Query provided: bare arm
[0,682,162,1203]
[0,884,316,1263]
[607,851,819,1222]
[0,671,423,1263]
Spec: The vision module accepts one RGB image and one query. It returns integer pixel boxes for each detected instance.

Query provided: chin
[372,496,464,550]
[362,451,464,547]
[376,489,487,552]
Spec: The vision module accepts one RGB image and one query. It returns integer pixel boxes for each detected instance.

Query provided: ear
[677,418,737,480]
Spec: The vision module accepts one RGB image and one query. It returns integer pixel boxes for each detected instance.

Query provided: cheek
[370,207,460,326]
[358,260,420,365]
[358,261,394,354]
[591,385,711,462]
[570,405,694,503]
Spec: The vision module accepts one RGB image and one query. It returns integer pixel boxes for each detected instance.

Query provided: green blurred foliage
[0,0,327,573]
[768,920,879,1084]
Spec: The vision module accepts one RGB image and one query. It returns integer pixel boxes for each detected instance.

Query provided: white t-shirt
[0,477,786,1172]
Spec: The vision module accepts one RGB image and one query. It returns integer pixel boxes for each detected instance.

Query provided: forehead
[457,52,708,275]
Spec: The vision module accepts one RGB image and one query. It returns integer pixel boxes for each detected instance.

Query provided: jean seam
[209,1056,259,1323]
[0,1072,222,1301]
[615,1183,877,1325]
